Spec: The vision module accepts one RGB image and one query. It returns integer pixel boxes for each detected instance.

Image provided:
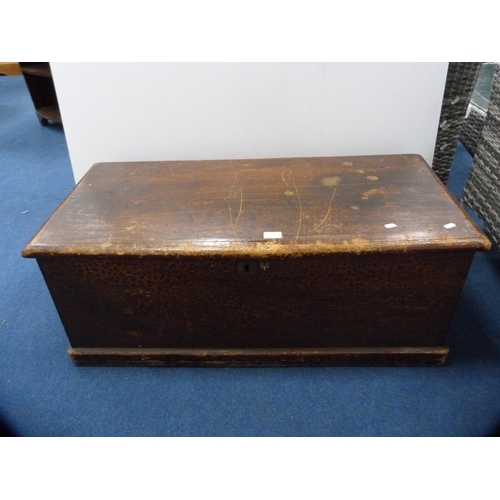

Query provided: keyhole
[237,261,257,276]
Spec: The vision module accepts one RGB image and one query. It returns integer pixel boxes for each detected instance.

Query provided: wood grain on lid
[22,155,491,258]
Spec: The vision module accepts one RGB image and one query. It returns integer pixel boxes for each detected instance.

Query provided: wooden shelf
[20,63,52,78]
[0,62,22,76]
[37,105,62,124]
[20,62,61,126]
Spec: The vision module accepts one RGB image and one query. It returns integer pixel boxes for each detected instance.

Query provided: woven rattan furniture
[460,103,487,156]
[463,64,500,247]
[459,63,496,157]
[432,62,481,183]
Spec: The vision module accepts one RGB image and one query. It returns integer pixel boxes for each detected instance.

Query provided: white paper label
[263,231,283,239]
[444,223,456,229]
[384,223,397,229]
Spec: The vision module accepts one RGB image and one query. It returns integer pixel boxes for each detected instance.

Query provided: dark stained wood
[22,155,491,367]
[19,62,62,125]
[36,251,473,350]
[19,63,52,77]
[36,105,61,123]
[68,347,449,367]
[22,155,490,258]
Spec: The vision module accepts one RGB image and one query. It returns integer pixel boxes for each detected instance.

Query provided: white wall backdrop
[50,63,448,183]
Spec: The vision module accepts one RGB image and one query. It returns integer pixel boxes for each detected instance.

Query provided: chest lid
[22,155,490,258]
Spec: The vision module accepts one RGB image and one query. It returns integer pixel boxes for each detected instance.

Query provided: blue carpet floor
[1,75,500,437]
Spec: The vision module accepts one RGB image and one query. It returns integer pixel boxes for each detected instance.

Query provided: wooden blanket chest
[22,155,490,366]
